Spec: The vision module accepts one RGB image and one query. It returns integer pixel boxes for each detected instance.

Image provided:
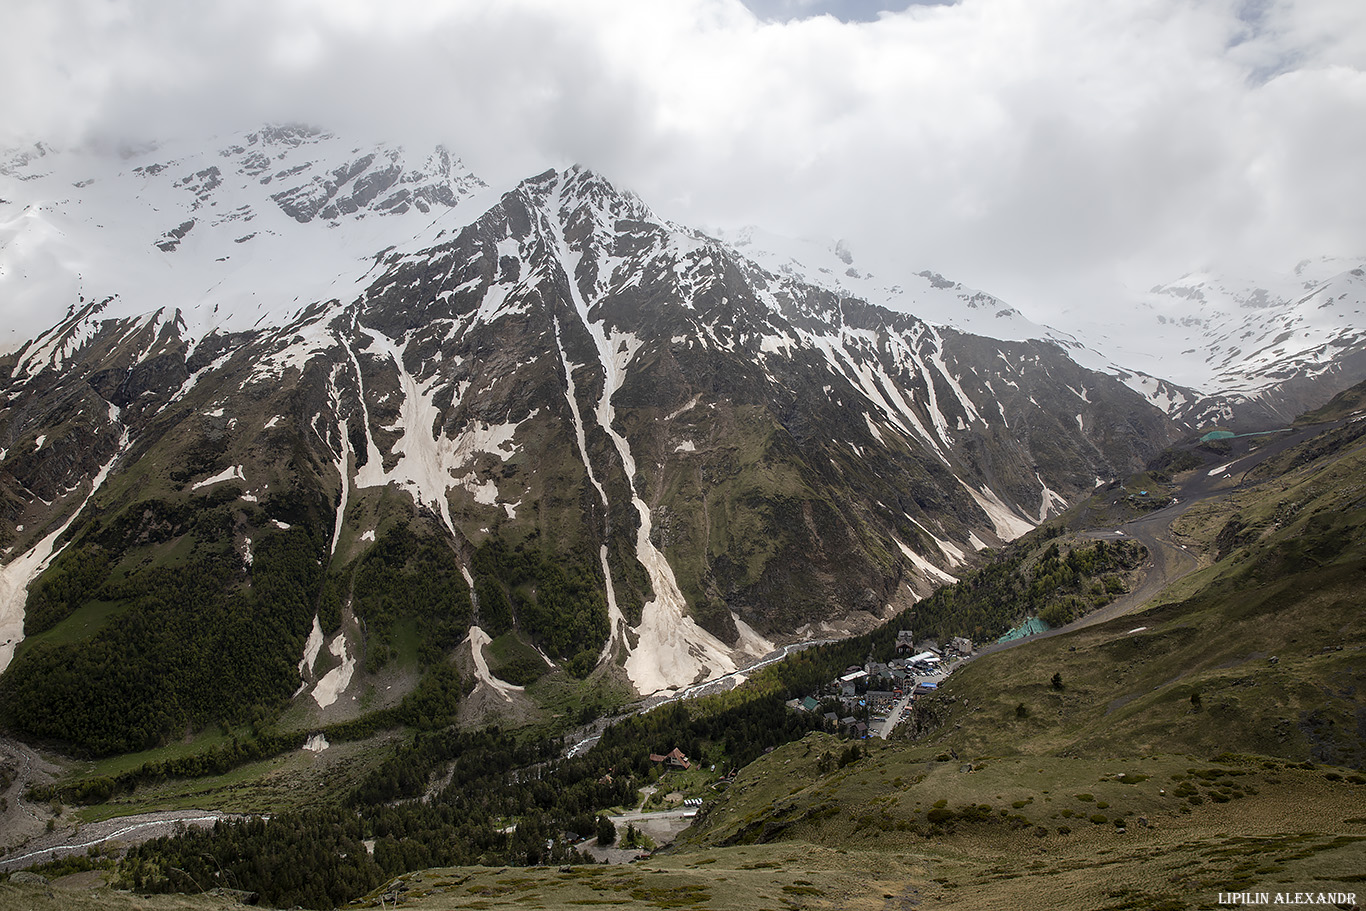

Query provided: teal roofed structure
[997,616,1050,643]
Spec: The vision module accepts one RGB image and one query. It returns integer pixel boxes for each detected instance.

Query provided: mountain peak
[512,165,656,228]
[244,123,333,149]
[0,126,490,351]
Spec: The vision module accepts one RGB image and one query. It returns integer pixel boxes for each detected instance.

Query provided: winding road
[973,418,1350,658]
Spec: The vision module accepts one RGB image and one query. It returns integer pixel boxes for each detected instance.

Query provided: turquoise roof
[997,616,1051,643]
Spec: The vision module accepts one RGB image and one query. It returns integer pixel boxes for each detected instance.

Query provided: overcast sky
[4,0,1365,325]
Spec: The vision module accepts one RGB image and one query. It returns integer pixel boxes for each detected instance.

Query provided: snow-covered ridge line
[13,141,1355,712]
[0,126,492,355]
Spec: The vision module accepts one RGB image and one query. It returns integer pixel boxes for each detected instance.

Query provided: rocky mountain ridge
[0,127,1351,751]
[722,230,1366,432]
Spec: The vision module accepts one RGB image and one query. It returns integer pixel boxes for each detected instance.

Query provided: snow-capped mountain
[0,124,488,352]
[716,230,1366,432]
[1104,261,1366,428]
[716,226,1062,344]
[0,126,1350,754]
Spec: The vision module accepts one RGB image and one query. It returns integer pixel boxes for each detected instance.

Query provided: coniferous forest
[97,531,1144,909]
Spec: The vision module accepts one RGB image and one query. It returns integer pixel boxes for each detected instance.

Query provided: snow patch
[759,331,796,356]
[248,315,339,384]
[1034,472,1068,522]
[551,322,627,659]
[908,518,966,567]
[674,440,696,452]
[863,413,885,444]
[807,329,947,461]
[353,330,531,538]
[312,629,355,709]
[665,396,700,421]
[0,429,127,674]
[924,337,981,426]
[298,614,324,677]
[550,178,753,693]
[302,733,330,752]
[893,537,959,586]
[192,464,245,490]
[329,416,350,556]
[455,473,501,506]
[962,483,1035,540]
[1117,371,1191,415]
[465,625,523,702]
[732,614,776,657]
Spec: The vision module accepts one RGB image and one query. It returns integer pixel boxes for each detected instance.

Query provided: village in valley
[784,630,973,741]
[573,629,974,862]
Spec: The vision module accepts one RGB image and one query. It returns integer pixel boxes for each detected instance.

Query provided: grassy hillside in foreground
[9,749,1364,911]
[0,882,248,911]
[664,740,1366,911]
[902,418,1366,766]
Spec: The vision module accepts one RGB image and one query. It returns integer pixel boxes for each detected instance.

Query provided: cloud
[739,0,939,24]
[3,0,1364,327]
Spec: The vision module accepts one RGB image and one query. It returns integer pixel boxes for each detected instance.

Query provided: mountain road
[972,419,1349,658]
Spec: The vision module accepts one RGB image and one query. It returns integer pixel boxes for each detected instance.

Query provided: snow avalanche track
[0,427,128,675]
[549,174,771,695]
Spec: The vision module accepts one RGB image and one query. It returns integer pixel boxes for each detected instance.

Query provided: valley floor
[0,809,240,875]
